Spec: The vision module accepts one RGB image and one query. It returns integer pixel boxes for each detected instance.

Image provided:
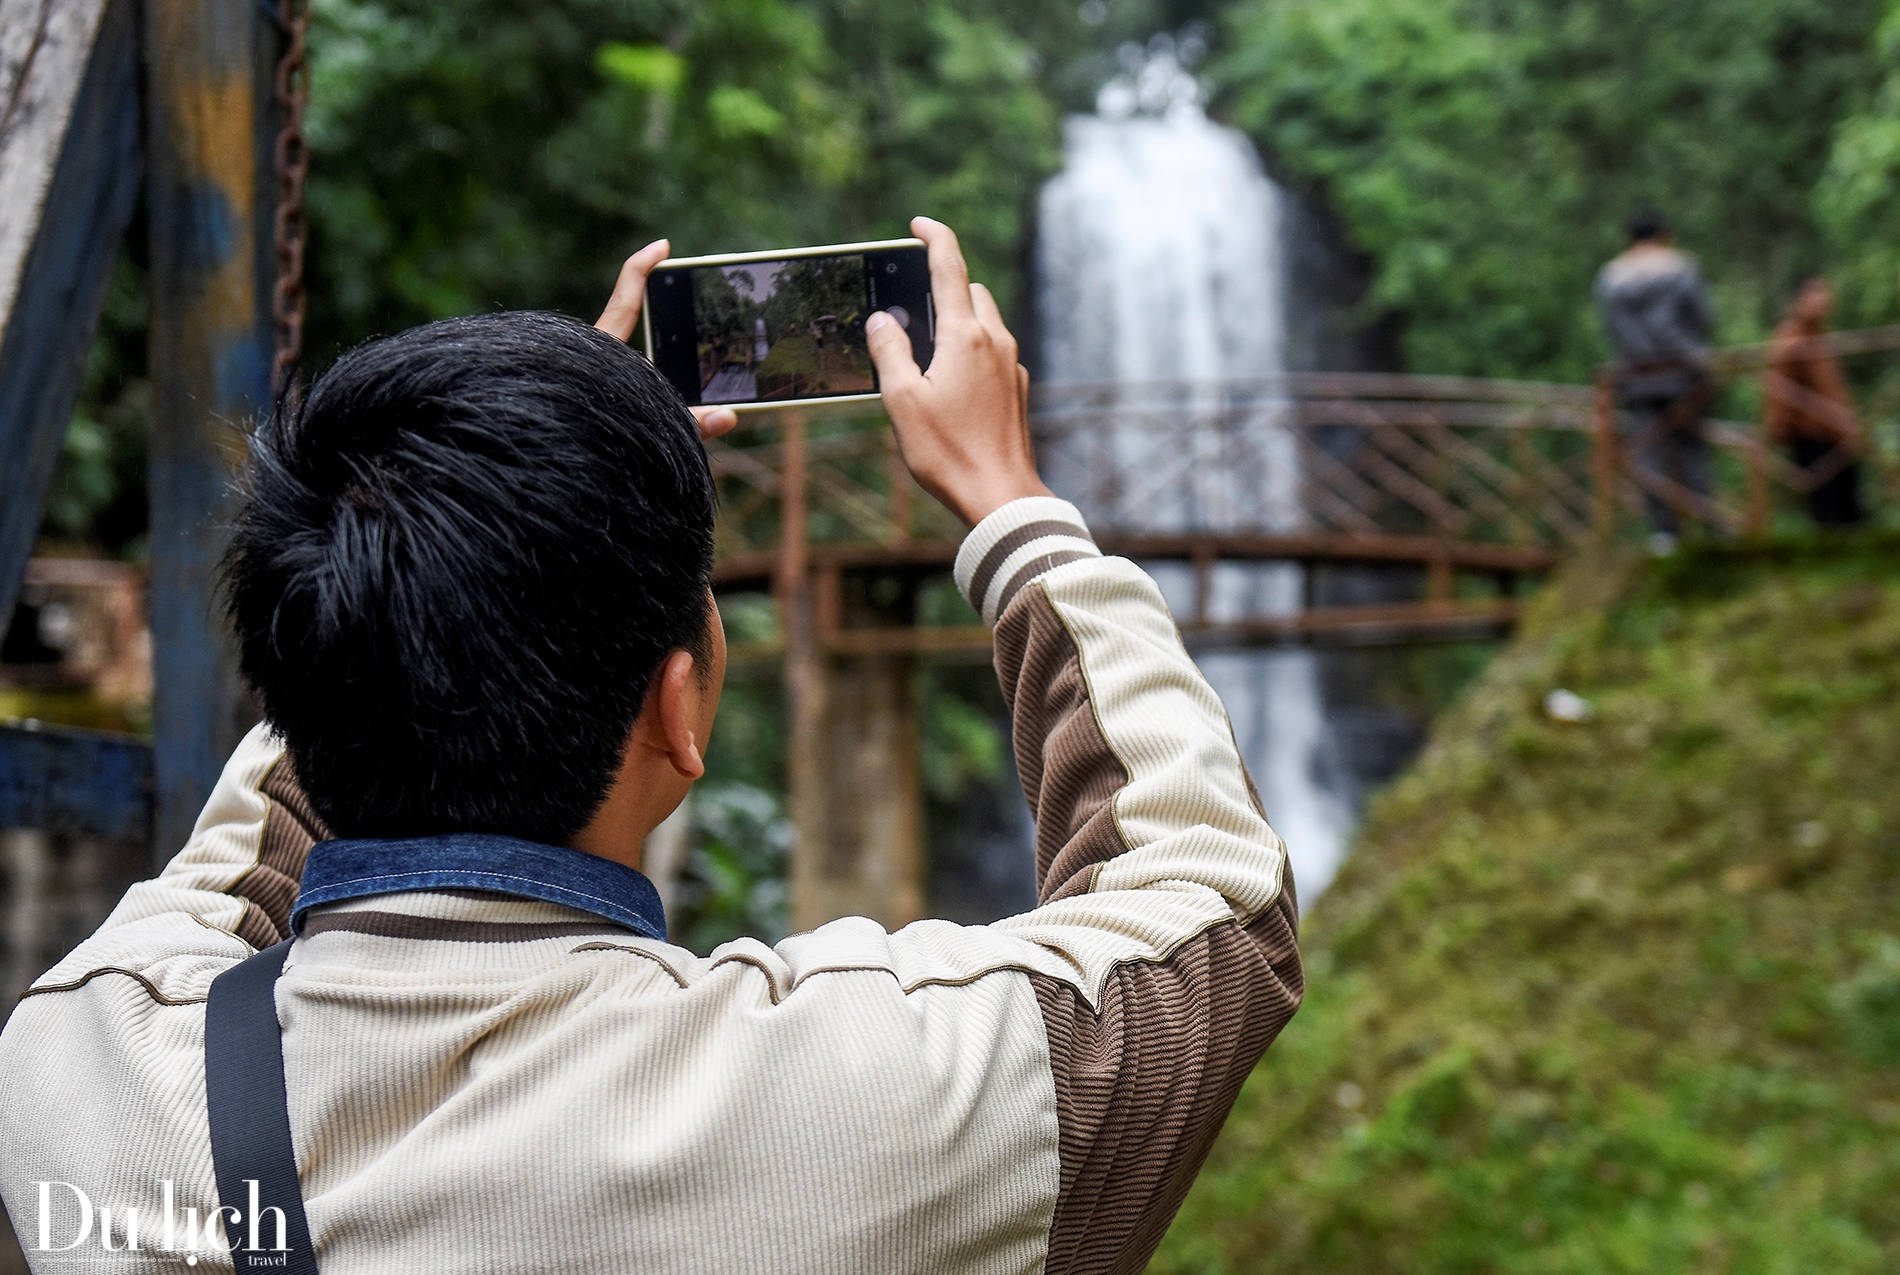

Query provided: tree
[301,0,1079,365]
[760,255,865,334]
[692,267,761,359]
[1817,1,1900,326]
[1214,0,1887,380]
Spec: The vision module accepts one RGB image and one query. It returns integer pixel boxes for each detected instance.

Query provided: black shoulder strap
[205,940,321,1274]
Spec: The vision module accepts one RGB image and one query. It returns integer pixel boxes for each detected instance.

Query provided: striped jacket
[0,497,1301,1274]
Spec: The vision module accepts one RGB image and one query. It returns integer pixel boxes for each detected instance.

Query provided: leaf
[706,85,786,139]
[595,42,684,98]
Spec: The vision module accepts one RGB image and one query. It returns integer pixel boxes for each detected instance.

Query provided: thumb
[596,239,669,343]
[866,311,921,392]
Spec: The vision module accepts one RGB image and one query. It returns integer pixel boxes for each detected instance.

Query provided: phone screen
[645,246,933,406]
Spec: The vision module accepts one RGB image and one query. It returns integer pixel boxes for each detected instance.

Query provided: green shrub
[1157,537,1900,1273]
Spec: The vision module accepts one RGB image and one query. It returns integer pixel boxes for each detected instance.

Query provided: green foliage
[1155,538,1900,1273]
[693,266,759,354]
[665,599,792,952]
[1816,1,1900,326]
[1214,0,1888,379]
[921,676,1006,803]
[671,779,794,952]
[38,251,148,557]
[596,42,685,96]
[301,0,1076,364]
[759,256,864,334]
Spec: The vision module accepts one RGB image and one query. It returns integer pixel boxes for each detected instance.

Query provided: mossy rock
[1156,534,1900,1274]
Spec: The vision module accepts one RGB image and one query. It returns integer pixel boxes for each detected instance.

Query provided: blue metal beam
[0,722,154,843]
[143,0,282,859]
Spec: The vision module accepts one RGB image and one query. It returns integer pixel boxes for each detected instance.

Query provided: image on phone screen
[644,245,932,408]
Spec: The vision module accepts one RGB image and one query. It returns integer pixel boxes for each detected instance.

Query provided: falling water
[1035,43,1354,899]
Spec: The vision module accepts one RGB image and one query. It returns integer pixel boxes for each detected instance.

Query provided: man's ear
[647,649,706,780]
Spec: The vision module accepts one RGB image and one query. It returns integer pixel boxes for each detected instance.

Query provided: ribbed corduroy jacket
[0,497,1302,1274]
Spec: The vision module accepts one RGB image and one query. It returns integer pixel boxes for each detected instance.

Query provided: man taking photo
[0,218,1301,1274]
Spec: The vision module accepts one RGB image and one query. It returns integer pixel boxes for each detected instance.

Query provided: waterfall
[1034,42,1354,900]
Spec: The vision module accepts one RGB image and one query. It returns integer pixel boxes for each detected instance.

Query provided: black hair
[1627,207,1669,244]
[223,311,715,845]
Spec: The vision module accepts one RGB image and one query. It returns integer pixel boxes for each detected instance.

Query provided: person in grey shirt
[1595,208,1718,550]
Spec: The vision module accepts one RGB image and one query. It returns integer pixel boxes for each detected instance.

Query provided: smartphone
[642,238,933,412]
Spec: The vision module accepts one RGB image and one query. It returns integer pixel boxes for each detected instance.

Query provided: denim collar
[294,833,666,941]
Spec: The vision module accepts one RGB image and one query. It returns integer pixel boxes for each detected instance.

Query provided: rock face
[1154,537,1900,1274]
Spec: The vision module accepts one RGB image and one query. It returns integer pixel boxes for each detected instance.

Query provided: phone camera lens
[885,263,898,274]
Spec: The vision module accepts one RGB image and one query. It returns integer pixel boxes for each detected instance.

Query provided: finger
[910,217,975,328]
[865,310,923,393]
[690,405,738,441]
[969,282,1014,347]
[595,239,671,343]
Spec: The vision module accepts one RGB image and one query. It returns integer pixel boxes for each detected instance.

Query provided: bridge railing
[705,375,1599,581]
[1668,324,1900,535]
[1030,375,1599,551]
[706,326,1900,594]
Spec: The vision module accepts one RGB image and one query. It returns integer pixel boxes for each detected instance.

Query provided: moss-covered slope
[1155,538,1900,1274]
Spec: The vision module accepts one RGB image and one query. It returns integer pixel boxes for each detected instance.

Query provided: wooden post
[1745,426,1772,536]
[800,651,923,930]
[1591,367,1620,544]
[888,432,912,544]
[779,412,827,930]
[774,416,811,622]
[143,0,282,857]
[1425,554,1454,609]
[1191,544,1216,628]
[814,564,843,645]
[0,0,143,627]
[782,411,925,931]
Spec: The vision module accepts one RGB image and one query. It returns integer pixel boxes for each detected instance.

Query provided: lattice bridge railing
[705,333,1900,650]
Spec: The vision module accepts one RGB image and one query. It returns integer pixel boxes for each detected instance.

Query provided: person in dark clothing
[1764,278,1864,527]
[1595,209,1719,550]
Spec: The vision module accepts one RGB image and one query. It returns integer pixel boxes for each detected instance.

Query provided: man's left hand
[596,240,738,443]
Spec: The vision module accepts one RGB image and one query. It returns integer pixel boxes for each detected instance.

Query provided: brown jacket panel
[994,571,1303,1272]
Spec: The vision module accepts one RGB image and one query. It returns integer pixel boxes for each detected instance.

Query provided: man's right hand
[865,217,1054,527]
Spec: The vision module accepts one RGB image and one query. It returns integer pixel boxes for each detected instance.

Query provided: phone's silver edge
[655,238,926,270]
[725,392,882,414]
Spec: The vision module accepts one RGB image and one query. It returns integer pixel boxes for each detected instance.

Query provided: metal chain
[269,0,311,406]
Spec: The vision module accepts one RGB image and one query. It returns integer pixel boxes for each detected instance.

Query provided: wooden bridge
[714,374,1589,658]
[708,333,1898,929]
[710,337,1898,648]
